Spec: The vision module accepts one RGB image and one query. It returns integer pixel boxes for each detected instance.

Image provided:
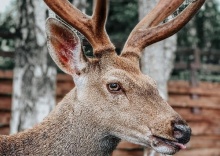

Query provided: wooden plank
[201,64,220,72]
[0,96,11,110]
[0,71,73,81]
[0,112,11,124]
[169,95,220,109]
[174,107,220,121]
[175,148,220,156]
[196,81,220,88]
[0,81,12,95]
[188,135,220,149]
[0,72,74,96]
[0,126,10,135]
[176,48,220,56]
[0,70,13,79]
[174,62,187,70]
[56,81,74,96]
[57,74,74,82]
[169,86,220,96]
[175,48,194,54]
[168,80,220,89]
[201,49,220,56]
[0,51,14,58]
[56,74,74,97]
[174,63,220,72]
[168,80,220,96]
[188,121,220,135]
[57,81,74,88]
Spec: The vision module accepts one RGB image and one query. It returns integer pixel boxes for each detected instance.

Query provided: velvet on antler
[45,0,205,60]
[44,0,115,56]
[121,0,205,59]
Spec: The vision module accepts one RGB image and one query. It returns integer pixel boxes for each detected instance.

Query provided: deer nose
[173,123,191,144]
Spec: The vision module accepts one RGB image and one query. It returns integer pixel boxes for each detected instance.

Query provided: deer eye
[107,83,122,93]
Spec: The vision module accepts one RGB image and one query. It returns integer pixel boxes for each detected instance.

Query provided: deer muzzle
[173,122,191,145]
[150,118,191,155]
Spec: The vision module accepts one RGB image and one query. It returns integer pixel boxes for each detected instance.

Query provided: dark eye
[107,83,122,93]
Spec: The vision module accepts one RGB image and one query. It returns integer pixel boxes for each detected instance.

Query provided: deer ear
[46,18,87,75]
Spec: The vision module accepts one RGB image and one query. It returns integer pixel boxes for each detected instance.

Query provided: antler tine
[135,0,184,31]
[44,0,115,56]
[121,0,205,58]
[91,0,115,55]
[92,0,108,32]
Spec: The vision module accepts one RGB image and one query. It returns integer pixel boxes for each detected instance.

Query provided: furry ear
[46,18,87,75]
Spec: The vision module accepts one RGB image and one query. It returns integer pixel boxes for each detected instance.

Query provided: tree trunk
[73,0,87,13]
[139,0,176,101]
[138,0,177,155]
[10,0,56,134]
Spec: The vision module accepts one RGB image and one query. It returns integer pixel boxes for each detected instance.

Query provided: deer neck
[0,89,120,156]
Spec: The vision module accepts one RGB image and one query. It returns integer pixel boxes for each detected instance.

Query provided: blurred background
[0,0,219,156]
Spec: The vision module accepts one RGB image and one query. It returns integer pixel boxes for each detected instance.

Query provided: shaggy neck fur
[0,89,120,156]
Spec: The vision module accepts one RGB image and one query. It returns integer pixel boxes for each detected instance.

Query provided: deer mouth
[150,136,186,155]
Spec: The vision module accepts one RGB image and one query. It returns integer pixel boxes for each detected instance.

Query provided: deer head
[44,0,205,155]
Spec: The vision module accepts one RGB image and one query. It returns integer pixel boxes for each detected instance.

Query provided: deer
[0,0,205,155]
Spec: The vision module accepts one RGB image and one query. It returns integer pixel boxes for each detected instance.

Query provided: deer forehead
[102,69,155,89]
[87,54,158,91]
[100,53,140,73]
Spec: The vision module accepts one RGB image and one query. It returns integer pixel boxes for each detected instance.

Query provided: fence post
[189,48,201,114]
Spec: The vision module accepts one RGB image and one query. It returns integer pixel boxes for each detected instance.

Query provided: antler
[44,0,114,56]
[121,0,206,58]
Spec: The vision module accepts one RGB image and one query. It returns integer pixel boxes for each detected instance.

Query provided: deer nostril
[173,124,191,144]
[173,128,183,139]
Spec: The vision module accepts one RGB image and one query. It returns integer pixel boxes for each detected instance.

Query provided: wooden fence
[112,81,220,156]
[0,70,75,134]
[0,70,220,156]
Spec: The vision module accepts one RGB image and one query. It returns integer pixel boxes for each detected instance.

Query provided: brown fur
[0,0,198,155]
[0,52,183,155]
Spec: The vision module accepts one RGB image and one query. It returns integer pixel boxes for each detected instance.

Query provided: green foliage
[0,1,16,70]
[0,11,16,69]
[0,0,17,51]
[106,0,138,52]
[0,56,14,69]
[0,15,16,51]
[174,0,220,82]
[178,0,220,49]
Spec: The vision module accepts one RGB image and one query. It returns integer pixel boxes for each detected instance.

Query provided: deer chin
[150,136,186,155]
